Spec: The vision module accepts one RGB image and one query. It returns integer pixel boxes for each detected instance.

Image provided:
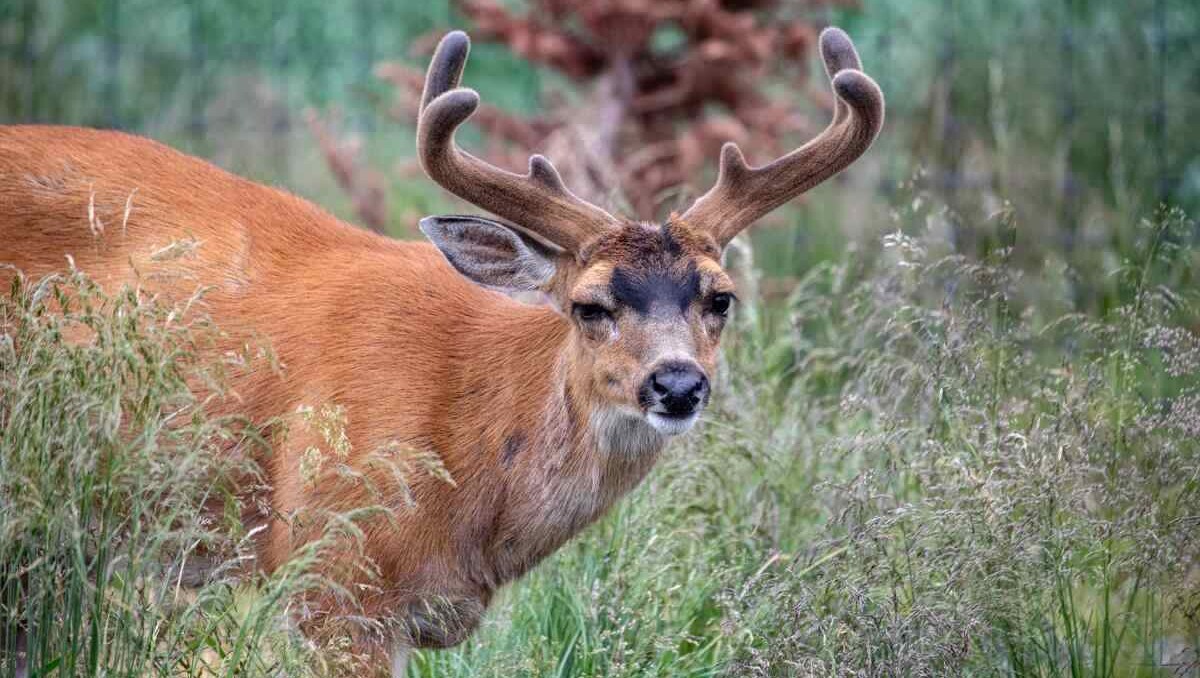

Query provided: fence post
[103,0,122,129]
[355,0,377,134]
[188,0,208,138]
[874,4,895,200]
[1059,0,1078,251]
[1152,0,1168,206]
[268,0,293,179]
[15,0,38,121]
[937,0,966,247]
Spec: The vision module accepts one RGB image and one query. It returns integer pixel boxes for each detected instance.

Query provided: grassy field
[3,0,1200,675]
[401,203,1200,676]
[2,199,1197,676]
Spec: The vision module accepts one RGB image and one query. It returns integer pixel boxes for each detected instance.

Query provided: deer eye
[709,293,733,317]
[573,303,613,323]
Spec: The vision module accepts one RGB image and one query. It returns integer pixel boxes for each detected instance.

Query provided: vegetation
[400,201,1200,676]
[2,0,1199,676]
[3,203,1197,676]
[0,270,369,677]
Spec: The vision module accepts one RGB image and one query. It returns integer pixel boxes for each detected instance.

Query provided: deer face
[420,216,735,436]
[562,220,733,435]
[416,27,883,440]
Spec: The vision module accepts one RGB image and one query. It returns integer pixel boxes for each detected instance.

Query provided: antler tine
[679,27,885,248]
[416,32,620,251]
[420,30,470,113]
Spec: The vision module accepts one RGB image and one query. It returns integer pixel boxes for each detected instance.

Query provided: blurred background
[4,3,1200,676]
[2,0,1197,312]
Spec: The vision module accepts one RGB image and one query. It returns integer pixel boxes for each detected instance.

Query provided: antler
[679,27,885,247]
[417,31,620,251]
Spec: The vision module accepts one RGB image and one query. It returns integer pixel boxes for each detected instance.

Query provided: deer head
[417,28,883,437]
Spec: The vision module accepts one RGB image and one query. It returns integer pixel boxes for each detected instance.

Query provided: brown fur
[0,27,882,674]
[0,125,731,671]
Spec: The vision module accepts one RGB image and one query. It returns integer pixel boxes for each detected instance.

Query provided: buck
[0,27,882,676]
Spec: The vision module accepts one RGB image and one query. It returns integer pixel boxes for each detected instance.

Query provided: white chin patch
[646,411,700,436]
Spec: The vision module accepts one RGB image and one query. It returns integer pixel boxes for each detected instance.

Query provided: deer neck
[451,300,665,584]
[459,300,667,467]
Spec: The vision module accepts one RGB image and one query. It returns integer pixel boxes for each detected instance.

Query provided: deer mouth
[646,410,700,436]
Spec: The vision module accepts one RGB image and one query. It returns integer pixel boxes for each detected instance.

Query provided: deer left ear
[419,215,558,294]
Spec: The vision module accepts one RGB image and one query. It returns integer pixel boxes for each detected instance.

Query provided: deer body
[0,123,665,645]
[1,27,882,675]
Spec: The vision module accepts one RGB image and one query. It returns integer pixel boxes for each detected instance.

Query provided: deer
[0,27,882,677]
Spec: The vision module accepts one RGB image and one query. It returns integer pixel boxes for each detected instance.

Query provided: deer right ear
[419,215,558,294]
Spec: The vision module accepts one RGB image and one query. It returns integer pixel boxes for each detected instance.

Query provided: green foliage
[825,0,1200,306]
[0,0,539,225]
[839,0,1200,212]
[0,270,361,677]
[1,0,438,125]
[3,3,1200,675]
[1,205,1196,677]
[397,203,1200,676]
[724,206,1199,677]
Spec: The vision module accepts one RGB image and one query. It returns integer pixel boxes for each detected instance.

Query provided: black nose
[643,361,709,415]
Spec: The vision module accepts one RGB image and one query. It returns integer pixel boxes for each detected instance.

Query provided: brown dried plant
[372,0,858,221]
[305,109,390,233]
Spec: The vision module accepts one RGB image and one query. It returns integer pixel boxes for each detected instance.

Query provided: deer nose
[643,361,709,415]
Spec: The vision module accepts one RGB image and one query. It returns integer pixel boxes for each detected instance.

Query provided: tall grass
[723,205,1200,676]
[2,203,1197,677]
[410,203,1199,676]
[0,269,364,677]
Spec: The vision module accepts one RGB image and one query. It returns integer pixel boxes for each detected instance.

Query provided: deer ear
[419,215,558,294]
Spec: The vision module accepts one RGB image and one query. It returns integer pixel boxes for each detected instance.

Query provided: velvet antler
[417,31,620,250]
[679,27,884,247]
